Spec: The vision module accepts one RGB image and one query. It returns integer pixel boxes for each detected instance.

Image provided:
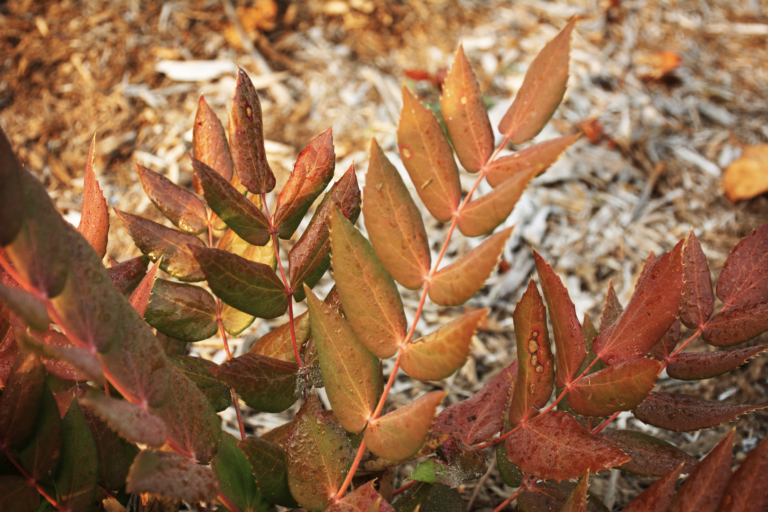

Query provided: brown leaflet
[667,345,768,380]
[401,309,488,381]
[504,411,630,482]
[115,210,205,282]
[79,389,167,447]
[397,86,461,222]
[717,435,768,512]
[599,280,623,331]
[193,95,234,193]
[518,480,607,512]
[648,319,681,361]
[325,480,395,512]
[440,45,493,173]
[560,473,589,512]
[363,138,431,290]
[486,134,580,187]
[716,223,768,308]
[457,166,537,237]
[433,361,518,445]
[364,390,447,462]
[107,257,148,295]
[634,392,763,432]
[250,311,311,363]
[667,430,734,512]
[143,279,218,342]
[0,127,23,245]
[498,19,575,144]
[128,259,160,317]
[16,325,101,383]
[579,312,600,375]
[593,240,684,365]
[598,430,698,476]
[77,137,109,258]
[228,66,276,194]
[681,230,714,329]
[0,327,17,387]
[534,250,587,388]
[428,226,513,306]
[702,301,768,347]
[508,279,554,426]
[126,449,218,503]
[136,164,208,235]
[621,464,684,512]
[0,349,45,449]
[0,283,50,332]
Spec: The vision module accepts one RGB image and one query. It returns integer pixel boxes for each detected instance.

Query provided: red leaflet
[702,302,768,347]
[593,241,684,365]
[508,280,554,426]
[634,392,763,432]
[717,435,768,512]
[128,259,160,317]
[77,137,109,258]
[667,345,768,380]
[560,473,589,512]
[136,164,208,235]
[486,134,579,187]
[325,480,395,512]
[621,464,684,512]
[534,251,586,388]
[126,449,218,503]
[648,319,681,361]
[716,223,768,308]
[193,95,234,193]
[14,322,100,382]
[598,430,698,476]
[79,389,167,447]
[680,230,714,329]
[667,430,734,512]
[107,257,148,295]
[504,411,629,482]
[599,280,623,331]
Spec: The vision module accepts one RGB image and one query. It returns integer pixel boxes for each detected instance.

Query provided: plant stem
[591,411,620,435]
[665,327,703,368]
[392,480,417,497]
[492,476,533,512]
[217,491,242,512]
[4,449,64,511]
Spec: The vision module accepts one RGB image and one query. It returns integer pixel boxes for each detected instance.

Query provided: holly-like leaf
[364,390,446,462]
[16,324,104,384]
[228,66,276,194]
[621,464,685,512]
[286,394,355,512]
[55,398,98,512]
[508,280,554,426]
[289,164,361,302]
[274,128,336,239]
[401,309,487,381]
[191,156,271,246]
[485,134,580,187]
[209,353,300,413]
[498,19,574,144]
[440,45,493,173]
[518,480,609,512]
[306,286,378,433]
[80,404,135,491]
[667,430,734,512]
[127,449,218,503]
[79,389,167,447]
[648,319,681,362]
[168,355,231,412]
[560,473,589,512]
[363,138,431,290]
[77,137,110,258]
[0,349,45,449]
[17,385,61,481]
[567,358,661,417]
[667,345,768,380]
[193,95,234,193]
[128,259,159,317]
[115,210,205,282]
[717,435,768,512]
[428,226,513,306]
[191,246,289,319]
[599,281,623,331]
[136,164,207,235]
[0,476,39,512]
[397,86,461,222]
[107,256,148,296]
[716,223,768,308]
[325,480,395,512]
[634,392,763,432]
[504,411,630,481]
[534,251,586,388]
[0,284,49,332]
[433,361,517,444]
[212,432,269,512]
[331,206,407,359]
[681,230,714,329]
[702,302,768,347]
[593,241,684,365]
[239,436,298,508]
[0,128,24,246]
[144,279,218,342]
[598,430,698,476]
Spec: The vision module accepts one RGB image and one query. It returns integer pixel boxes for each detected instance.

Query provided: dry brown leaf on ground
[635,50,681,80]
[723,144,768,202]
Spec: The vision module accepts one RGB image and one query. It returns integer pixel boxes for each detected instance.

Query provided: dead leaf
[635,51,681,80]
[723,144,768,202]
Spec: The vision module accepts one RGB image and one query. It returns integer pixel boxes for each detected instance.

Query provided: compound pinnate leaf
[648,319,681,362]
[137,164,208,235]
[18,385,61,482]
[306,286,378,433]
[441,45,493,173]
[193,95,234,193]
[274,128,336,239]
[55,398,98,512]
[79,389,167,447]
[0,349,45,449]
[560,473,589,512]
[599,281,623,331]
[127,449,218,503]
[331,206,407,358]
[364,138,430,290]
[598,430,698,476]
[168,355,230,412]
[364,390,446,462]
[191,246,289,319]
[667,430,734,512]
[717,435,768,512]
[499,19,574,144]
[229,66,276,194]
[534,251,587,388]
[509,279,554,426]
[434,361,517,445]
[115,209,205,281]
[77,137,109,257]
[619,464,684,512]
[128,259,159,317]
[287,394,355,512]
[401,309,488,381]
[397,86,461,222]
[593,241,684,365]
[702,301,768,347]
[667,345,768,381]
[108,256,148,295]
[0,128,24,245]
[485,134,580,187]
[429,226,513,306]
[144,278,218,342]
[209,353,300,413]
[716,223,768,308]
[567,358,661,417]
[634,392,763,432]
[504,411,629,482]
[325,480,394,512]
[212,432,269,512]
[239,436,298,508]
[0,284,49,332]
[0,476,38,512]
[681,230,714,329]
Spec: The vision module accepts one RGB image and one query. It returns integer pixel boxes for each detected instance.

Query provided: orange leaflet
[621,465,684,512]
[193,95,234,194]
[136,164,208,235]
[128,259,160,317]
[78,137,109,258]
[485,134,579,187]
[560,473,589,512]
[680,230,714,329]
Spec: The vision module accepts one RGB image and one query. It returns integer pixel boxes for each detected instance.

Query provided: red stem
[4,449,64,511]
[492,476,533,512]
[591,411,620,435]
[392,479,417,497]
[217,491,242,512]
